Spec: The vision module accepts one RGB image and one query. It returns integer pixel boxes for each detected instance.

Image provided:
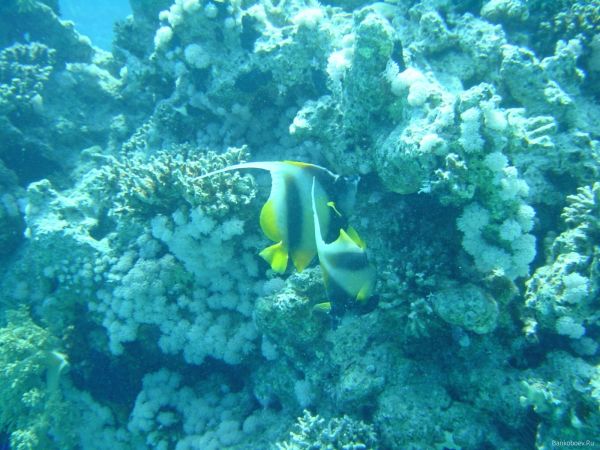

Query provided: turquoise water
[0,0,599,449]
[59,0,131,50]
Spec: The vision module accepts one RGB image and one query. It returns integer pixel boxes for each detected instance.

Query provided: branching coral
[83,146,262,363]
[101,145,256,219]
[520,351,600,447]
[524,182,599,343]
[527,0,600,53]
[562,182,600,232]
[0,42,55,114]
[0,307,70,450]
[276,410,378,450]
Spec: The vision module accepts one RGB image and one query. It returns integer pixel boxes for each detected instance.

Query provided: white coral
[555,316,585,339]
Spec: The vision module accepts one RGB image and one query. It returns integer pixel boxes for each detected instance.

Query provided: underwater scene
[1,0,600,448]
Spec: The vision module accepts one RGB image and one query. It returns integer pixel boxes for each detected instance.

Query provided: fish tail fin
[259,241,289,273]
[356,275,375,302]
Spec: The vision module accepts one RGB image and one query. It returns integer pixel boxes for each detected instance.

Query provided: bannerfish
[311,177,376,304]
[199,161,355,273]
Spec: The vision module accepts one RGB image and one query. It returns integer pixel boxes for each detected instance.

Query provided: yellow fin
[337,228,361,248]
[259,199,281,242]
[291,249,315,272]
[312,302,332,313]
[259,241,288,273]
[356,280,374,302]
[345,226,366,249]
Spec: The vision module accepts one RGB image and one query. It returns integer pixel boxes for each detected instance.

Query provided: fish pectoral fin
[259,241,289,273]
[345,226,366,249]
[312,302,332,313]
[356,282,373,302]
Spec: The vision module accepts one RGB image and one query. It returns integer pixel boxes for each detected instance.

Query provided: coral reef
[0,307,70,450]
[431,284,499,334]
[524,183,599,346]
[520,351,600,447]
[0,167,25,258]
[0,0,599,448]
[0,0,90,63]
[0,42,55,115]
[128,368,268,449]
[275,410,378,450]
[0,0,118,189]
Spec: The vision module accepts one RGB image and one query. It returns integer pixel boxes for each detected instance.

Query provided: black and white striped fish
[199,161,354,274]
[311,177,376,304]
